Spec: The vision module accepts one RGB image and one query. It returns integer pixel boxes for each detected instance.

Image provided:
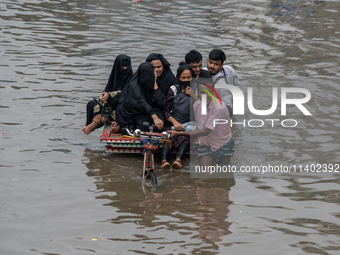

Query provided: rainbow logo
[197,82,223,106]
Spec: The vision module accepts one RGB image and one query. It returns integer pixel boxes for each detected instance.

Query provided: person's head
[207,49,226,75]
[176,62,195,89]
[185,49,203,78]
[104,54,133,93]
[176,61,195,81]
[138,62,155,91]
[114,54,132,72]
[146,53,170,77]
[119,55,131,70]
[150,59,163,77]
[197,79,214,106]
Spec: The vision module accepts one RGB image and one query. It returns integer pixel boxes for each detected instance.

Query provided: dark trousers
[162,142,189,161]
[85,100,97,126]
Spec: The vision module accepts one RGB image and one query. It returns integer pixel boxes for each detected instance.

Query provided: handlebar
[121,128,170,140]
[122,127,135,137]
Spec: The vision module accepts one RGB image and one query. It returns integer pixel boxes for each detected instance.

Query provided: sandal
[172,159,182,169]
[161,160,170,169]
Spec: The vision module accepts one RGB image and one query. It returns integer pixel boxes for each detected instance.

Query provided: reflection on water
[1,0,340,254]
[85,148,235,251]
[82,149,340,254]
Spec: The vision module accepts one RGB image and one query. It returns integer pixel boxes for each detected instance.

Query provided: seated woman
[146,53,178,97]
[82,54,133,135]
[110,62,166,133]
[161,62,199,170]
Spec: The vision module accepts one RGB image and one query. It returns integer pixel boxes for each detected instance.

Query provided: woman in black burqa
[146,53,178,97]
[111,62,166,133]
[82,54,133,135]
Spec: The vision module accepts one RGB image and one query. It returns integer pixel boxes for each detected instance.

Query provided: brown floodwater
[1,0,340,254]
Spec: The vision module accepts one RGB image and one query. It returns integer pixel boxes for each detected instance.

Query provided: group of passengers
[82,49,240,169]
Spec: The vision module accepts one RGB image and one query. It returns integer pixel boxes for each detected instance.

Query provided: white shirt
[203,65,240,108]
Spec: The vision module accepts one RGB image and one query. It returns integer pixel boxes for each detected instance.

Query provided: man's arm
[168,127,211,139]
[222,65,240,87]
[185,87,199,101]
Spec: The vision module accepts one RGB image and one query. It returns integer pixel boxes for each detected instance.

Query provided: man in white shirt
[204,49,240,117]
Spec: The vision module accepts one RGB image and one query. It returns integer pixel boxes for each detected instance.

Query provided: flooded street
[1,0,340,254]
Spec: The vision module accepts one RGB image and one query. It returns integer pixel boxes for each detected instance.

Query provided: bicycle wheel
[148,168,158,190]
[143,149,158,190]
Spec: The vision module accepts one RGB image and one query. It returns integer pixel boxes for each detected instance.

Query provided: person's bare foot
[110,121,121,133]
[82,122,97,135]
[82,115,102,135]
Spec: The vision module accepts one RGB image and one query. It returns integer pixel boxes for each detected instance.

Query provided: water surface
[1,0,340,254]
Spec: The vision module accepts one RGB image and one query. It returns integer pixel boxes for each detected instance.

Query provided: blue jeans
[197,138,234,163]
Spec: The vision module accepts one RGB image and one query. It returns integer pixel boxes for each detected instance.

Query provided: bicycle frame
[121,127,170,190]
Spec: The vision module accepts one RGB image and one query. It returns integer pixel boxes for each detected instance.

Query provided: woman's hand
[152,115,163,130]
[173,120,184,131]
[154,68,158,90]
[100,92,109,103]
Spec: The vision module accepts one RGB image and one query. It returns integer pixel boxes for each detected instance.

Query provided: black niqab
[115,62,166,129]
[138,62,155,91]
[104,54,132,92]
[146,53,178,97]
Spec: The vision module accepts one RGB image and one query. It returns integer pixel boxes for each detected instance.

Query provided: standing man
[204,49,240,117]
[185,49,211,79]
[169,81,234,167]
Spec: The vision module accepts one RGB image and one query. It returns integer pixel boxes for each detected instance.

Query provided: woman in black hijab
[146,53,178,97]
[82,54,133,135]
[111,62,166,133]
[103,54,133,105]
